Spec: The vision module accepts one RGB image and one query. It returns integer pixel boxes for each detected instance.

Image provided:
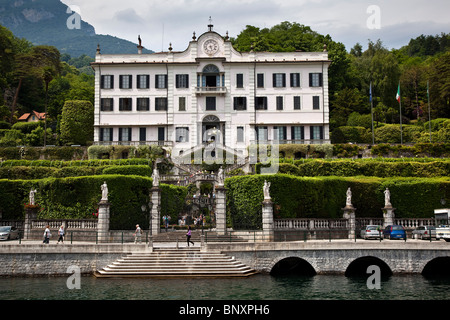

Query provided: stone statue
[263,180,271,200]
[217,166,224,186]
[101,181,108,201]
[29,188,37,205]
[152,168,160,187]
[384,188,391,207]
[346,187,352,207]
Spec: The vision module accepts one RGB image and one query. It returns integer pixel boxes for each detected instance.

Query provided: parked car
[360,225,382,239]
[412,226,436,240]
[383,225,406,240]
[0,226,20,241]
[436,225,450,242]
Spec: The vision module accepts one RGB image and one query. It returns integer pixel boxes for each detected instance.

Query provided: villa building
[91,23,331,159]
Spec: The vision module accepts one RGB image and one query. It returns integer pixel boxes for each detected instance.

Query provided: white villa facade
[91,24,331,159]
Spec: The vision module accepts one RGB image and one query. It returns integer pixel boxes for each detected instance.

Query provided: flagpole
[370,81,374,145]
[397,82,403,145]
[428,80,431,143]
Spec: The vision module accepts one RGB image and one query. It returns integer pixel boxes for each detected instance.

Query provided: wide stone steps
[95,249,257,278]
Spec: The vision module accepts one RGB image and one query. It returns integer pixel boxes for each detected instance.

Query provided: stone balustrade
[31,219,97,230]
[274,217,435,230]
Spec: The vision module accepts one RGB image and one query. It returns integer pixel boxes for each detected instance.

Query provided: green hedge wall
[0,164,153,180]
[257,160,450,178]
[0,176,187,230]
[225,175,450,221]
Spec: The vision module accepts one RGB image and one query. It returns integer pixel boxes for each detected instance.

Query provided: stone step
[95,249,257,278]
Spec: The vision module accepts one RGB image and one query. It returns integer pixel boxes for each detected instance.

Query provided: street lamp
[148,201,153,247]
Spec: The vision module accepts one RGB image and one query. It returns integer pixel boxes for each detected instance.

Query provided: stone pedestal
[24,207,38,239]
[150,187,161,236]
[342,205,356,240]
[215,186,227,235]
[262,199,274,242]
[97,200,110,243]
[383,206,396,228]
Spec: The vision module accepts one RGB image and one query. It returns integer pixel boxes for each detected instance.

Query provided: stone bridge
[204,240,450,276]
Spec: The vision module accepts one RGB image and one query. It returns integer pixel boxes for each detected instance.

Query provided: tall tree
[10,45,61,123]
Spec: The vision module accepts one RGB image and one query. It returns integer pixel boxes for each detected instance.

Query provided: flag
[396,83,401,103]
[369,82,372,102]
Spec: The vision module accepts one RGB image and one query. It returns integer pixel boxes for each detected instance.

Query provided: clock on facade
[204,39,219,55]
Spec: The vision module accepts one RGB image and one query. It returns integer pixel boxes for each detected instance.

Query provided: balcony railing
[250,139,331,145]
[195,86,227,95]
[93,141,174,147]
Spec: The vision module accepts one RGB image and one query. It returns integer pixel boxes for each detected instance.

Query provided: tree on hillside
[427,51,450,118]
[10,45,61,123]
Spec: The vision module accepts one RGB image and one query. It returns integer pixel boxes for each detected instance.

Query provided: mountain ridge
[0,0,152,57]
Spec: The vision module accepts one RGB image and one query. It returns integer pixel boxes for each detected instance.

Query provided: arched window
[202,64,220,74]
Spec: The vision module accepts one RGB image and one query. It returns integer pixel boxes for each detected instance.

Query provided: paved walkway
[0,237,447,248]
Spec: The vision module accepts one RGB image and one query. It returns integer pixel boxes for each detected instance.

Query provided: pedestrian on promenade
[186,226,194,247]
[134,224,142,244]
[43,225,51,244]
[57,225,65,244]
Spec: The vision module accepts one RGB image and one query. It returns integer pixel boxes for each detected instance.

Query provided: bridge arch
[270,256,316,276]
[422,257,450,277]
[345,256,393,277]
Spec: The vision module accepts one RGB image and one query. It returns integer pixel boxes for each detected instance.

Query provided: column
[342,204,356,240]
[383,205,396,228]
[150,187,161,236]
[262,199,274,242]
[24,207,38,239]
[97,200,110,243]
[215,186,226,235]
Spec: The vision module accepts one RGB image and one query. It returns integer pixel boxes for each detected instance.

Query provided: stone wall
[0,244,148,276]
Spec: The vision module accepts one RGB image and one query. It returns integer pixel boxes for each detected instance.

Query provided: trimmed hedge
[294,160,450,178]
[257,159,450,178]
[0,175,187,230]
[0,164,153,180]
[225,175,450,222]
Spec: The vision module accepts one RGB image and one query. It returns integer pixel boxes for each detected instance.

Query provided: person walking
[57,225,65,244]
[43,225,51,244]
[186,226,194,247]
[134,224,142,244]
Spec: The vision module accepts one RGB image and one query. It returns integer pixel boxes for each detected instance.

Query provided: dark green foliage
[0,174,188,230]
[331,126,371,143]
[102,165,152,177]
[292,159,450,178]
[159,184,189,226]
[225,175,450,222]
[59,100,94,146]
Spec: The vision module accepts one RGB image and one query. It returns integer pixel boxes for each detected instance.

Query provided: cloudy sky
[61,0,450,52]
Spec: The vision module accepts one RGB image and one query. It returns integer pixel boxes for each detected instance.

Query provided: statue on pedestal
[346,187,352,207]
[101,181,108,201]
[217,166,224,186]
[152,168,160,187]
[29,188,37,205]
[384,188,391,207]
[263,180,271,200]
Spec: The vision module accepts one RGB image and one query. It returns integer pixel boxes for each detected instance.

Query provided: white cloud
[60,0,450,51]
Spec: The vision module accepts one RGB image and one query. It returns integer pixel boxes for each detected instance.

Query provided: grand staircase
[95,248,257,278]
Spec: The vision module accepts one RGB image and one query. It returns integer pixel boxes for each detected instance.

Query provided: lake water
[1,273,449,300]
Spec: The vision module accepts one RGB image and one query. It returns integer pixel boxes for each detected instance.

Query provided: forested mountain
[0,0,152,58]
